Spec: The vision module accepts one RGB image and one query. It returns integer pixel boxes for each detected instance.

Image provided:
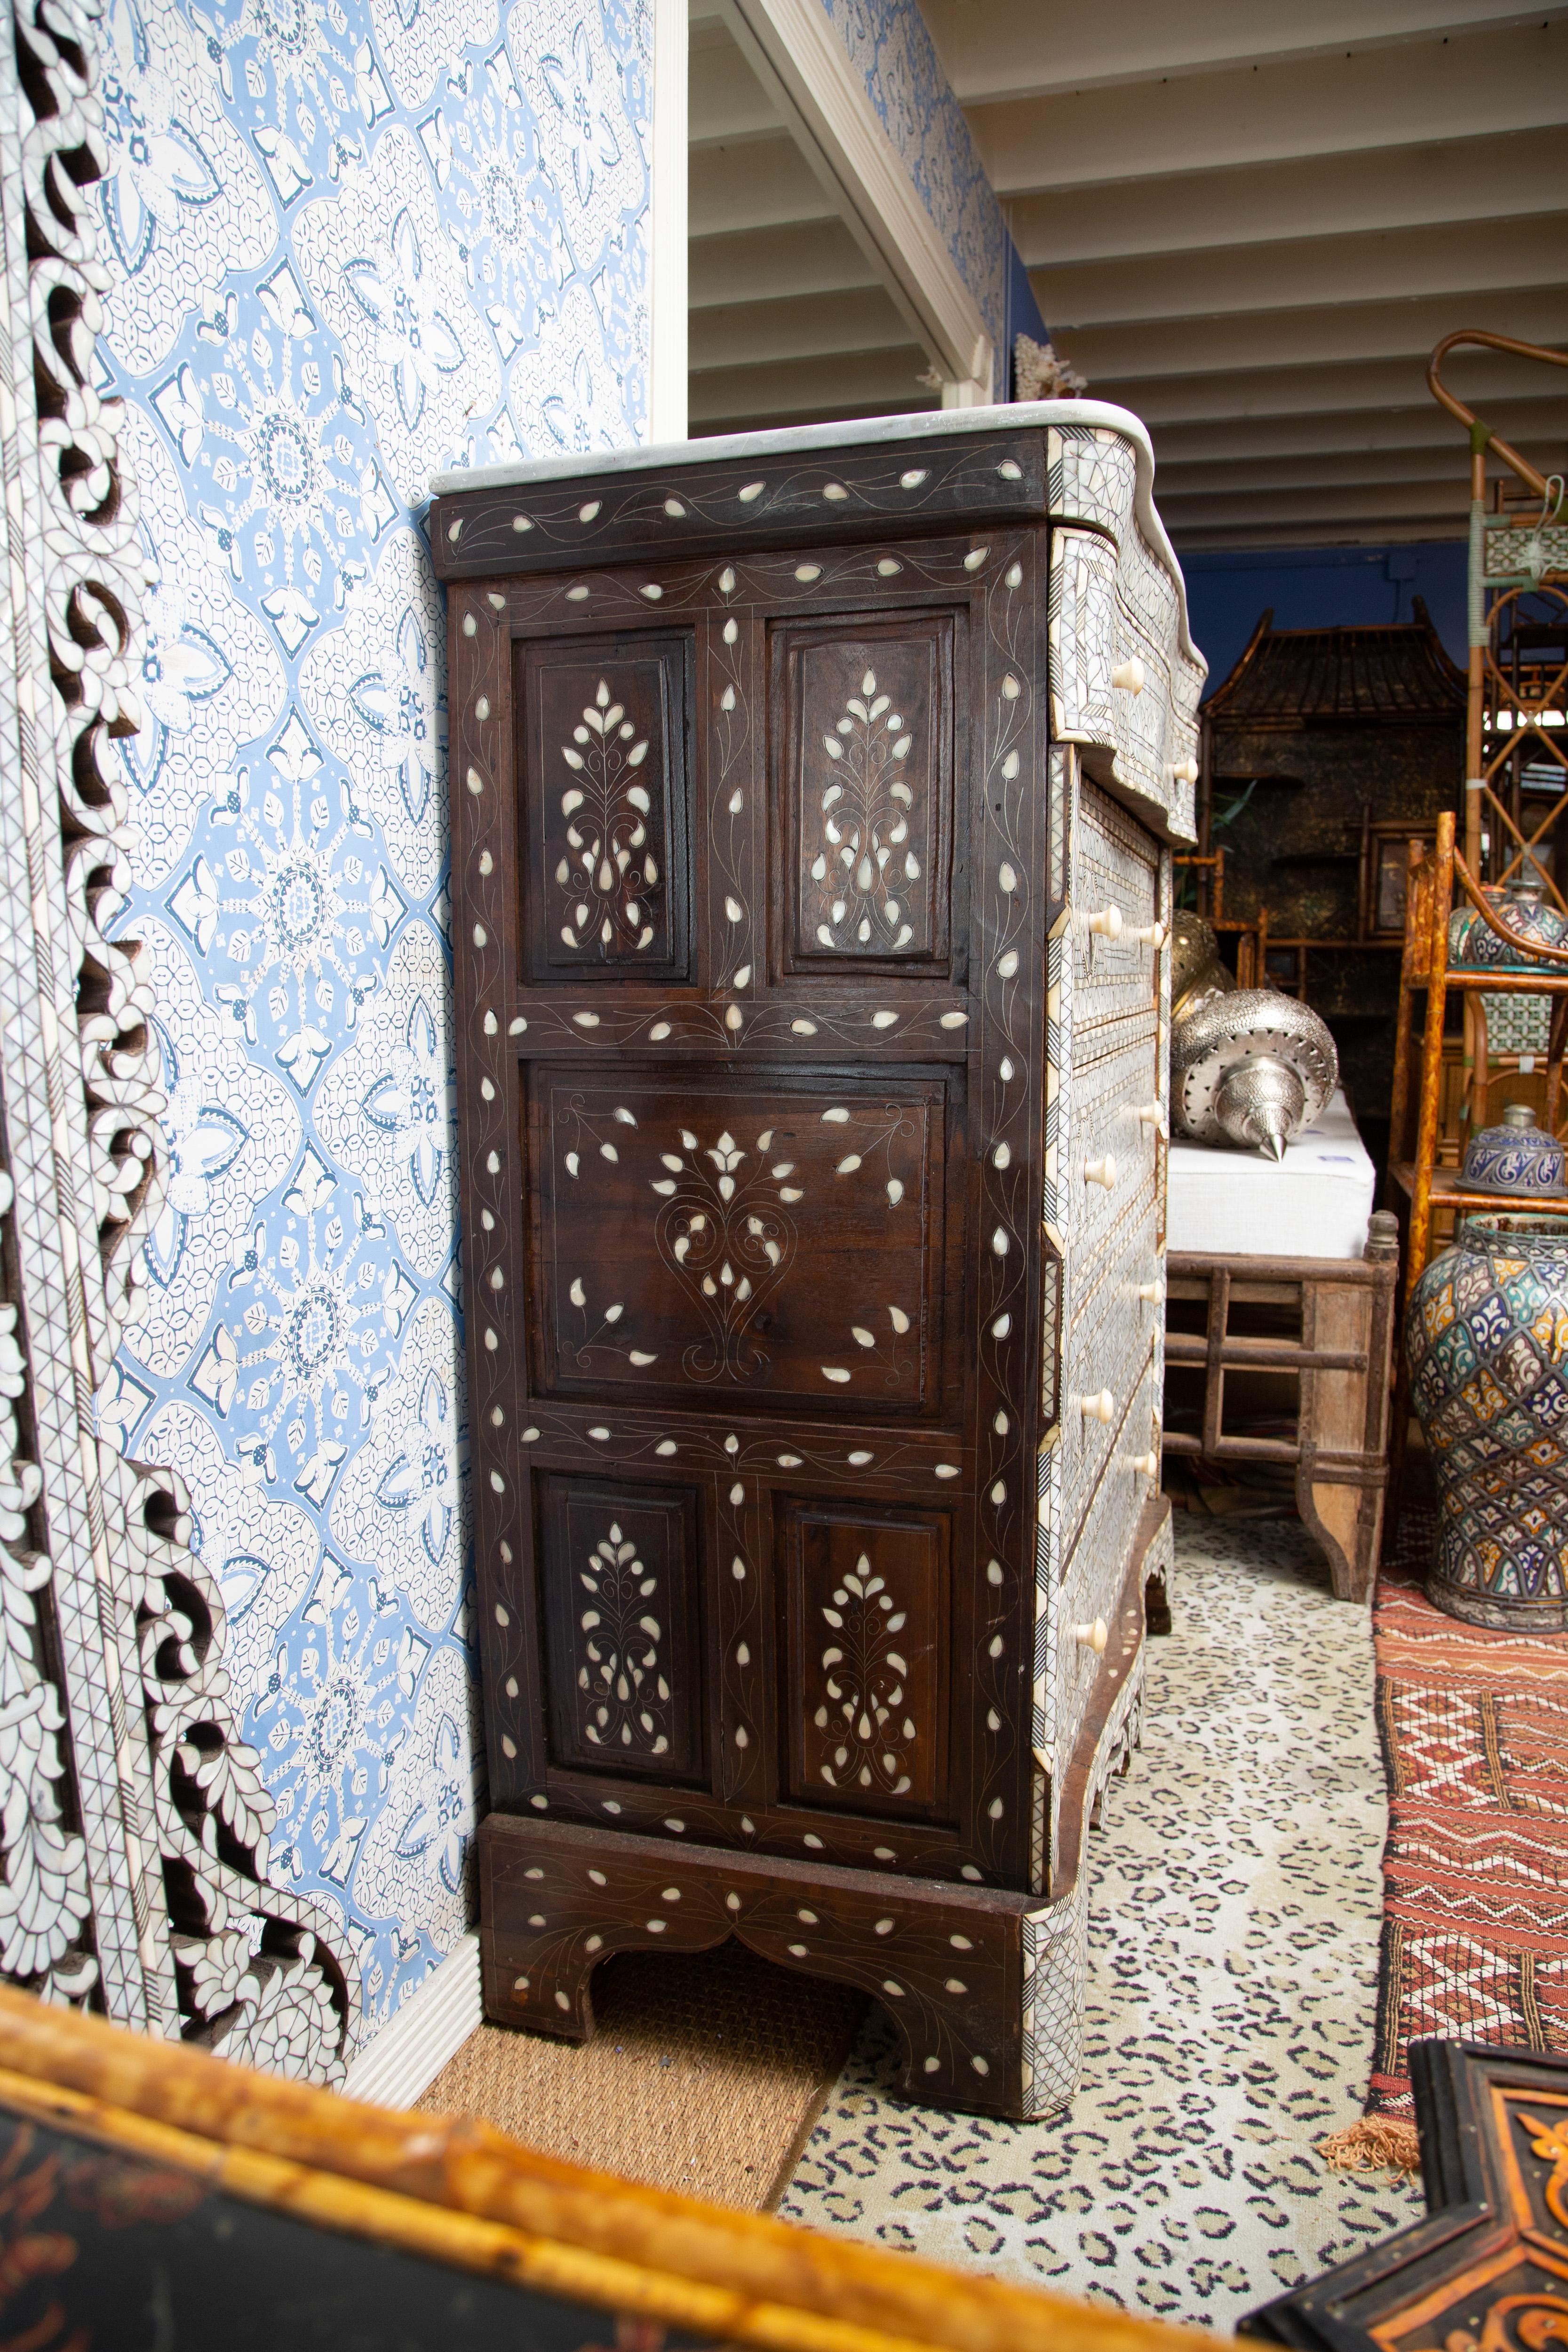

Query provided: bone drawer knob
[1111,657,1145,695]
[1074,1618,1109,1653]
[1130,919,1167,950]
[1135,1101,1167,1136]
[1083,1153,1117,1190]
[1170,754,1199,786]
[1131,1451,1160,1478]
[1137,1279,1165,1305]
[1079,1389,1114,1426]
[1086,904,1122,940]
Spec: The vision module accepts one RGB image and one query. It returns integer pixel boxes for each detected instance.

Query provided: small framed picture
[1366,821,1441,940]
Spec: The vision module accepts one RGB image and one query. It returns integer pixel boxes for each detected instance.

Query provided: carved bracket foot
[482,1814,1044,2118]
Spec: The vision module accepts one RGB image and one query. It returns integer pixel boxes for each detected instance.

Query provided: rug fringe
[1318,2115,1421,2174]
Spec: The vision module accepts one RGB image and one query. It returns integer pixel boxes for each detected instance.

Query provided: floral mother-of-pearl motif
[821,1302,915,1391]
[817,1553,916,1798]
[555,676,658,955]
[649,1123,799,1383]
[812,667,919,951]
[578,1521,670,1756]
[563,1271,659,1373]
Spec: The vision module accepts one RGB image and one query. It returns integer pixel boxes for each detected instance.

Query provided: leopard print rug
[779,1516,1424,2333]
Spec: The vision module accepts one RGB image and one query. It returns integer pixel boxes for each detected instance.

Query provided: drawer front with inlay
[1072,781,1162,1033]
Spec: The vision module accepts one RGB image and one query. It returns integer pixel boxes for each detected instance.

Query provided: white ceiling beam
[1009,129,1565,271]
[689,21,781,145]
[689,218,877,308]
[1185,522,1476,553]
[1173,518,1471,550]
[919,0,1552,105]
[689,131,836,237]
[1037,213,1568,334]
[1095,349,1568,428]
[972,21,1564,196]
[1161,479,1480,529]
[1149,393,1568,464]
[689,285,915,370]
[689,344,931,422]
[722,0,993,395]
[1156,437,1568,499]
[1066,287,1568,386]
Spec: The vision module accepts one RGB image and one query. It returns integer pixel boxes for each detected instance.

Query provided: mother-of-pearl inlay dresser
[430,402,1204,2119]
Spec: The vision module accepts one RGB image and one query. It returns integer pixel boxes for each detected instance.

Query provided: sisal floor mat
[416,1939,864,2209]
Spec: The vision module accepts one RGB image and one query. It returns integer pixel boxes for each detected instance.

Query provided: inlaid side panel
[777,1499,951,1820]
[530,1069,950,1411]
[774,614,956,975]
[538,1475,706,1783]
[516,632,693,981]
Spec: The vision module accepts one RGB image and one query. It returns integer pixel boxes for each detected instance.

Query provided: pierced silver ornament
[1170,988,1338,1161]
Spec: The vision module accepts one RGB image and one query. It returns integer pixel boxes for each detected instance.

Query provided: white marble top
[428,399,1201,668]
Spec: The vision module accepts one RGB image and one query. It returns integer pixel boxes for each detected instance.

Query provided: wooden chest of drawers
[431,406,1203,2118]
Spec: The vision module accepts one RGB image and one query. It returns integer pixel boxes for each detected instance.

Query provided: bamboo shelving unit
[1387,810,1568,1297]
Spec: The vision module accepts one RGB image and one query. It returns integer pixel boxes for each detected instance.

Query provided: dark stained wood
[773,611,958,976]
[538,1475,706,1783]
[431,434,1050,581]
[526,1066,952,1412]
[482,1509,1159,2122]
[777,1496,952,1820]
[517,630,693,981]
[1244,2038,1568,2352]
[438,425,1168,2119]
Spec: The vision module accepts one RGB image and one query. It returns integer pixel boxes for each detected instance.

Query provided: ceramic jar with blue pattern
[1448,880,1568,969]
[1407,1211,1568,1629]
[1461,1103,1568,1200]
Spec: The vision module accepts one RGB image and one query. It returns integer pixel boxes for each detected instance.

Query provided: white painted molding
[648,0,689,442]
[344,1933,483,2111]
[723,0,993,402]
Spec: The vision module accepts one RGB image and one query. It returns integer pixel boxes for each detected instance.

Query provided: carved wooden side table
[431,403,1204,2118]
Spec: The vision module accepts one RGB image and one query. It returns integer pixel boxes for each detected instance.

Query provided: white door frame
[723,0,994,406]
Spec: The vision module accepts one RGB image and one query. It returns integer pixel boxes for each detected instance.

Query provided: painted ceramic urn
[1461,1103,1567,1200]
[1448,879,1568,970]
[1407,1211,1568,1630]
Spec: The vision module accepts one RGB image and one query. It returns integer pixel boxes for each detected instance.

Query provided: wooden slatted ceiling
[688,4,940,437]
[688,3,1567,545]
[918,0,1568,547]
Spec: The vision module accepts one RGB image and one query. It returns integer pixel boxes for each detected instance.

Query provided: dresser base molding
[478,1505,1162,2121]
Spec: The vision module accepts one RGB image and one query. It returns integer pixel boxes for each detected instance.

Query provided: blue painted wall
[95,0,654,2051]
[820,0,1008,389]
[1179,541,1468,696]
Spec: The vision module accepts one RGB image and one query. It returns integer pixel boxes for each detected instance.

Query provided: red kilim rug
[1328,1504,1568,2169]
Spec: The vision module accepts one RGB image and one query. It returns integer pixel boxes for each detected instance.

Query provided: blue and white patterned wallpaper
[93,0,653,2047]
[820,0,1006,388]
